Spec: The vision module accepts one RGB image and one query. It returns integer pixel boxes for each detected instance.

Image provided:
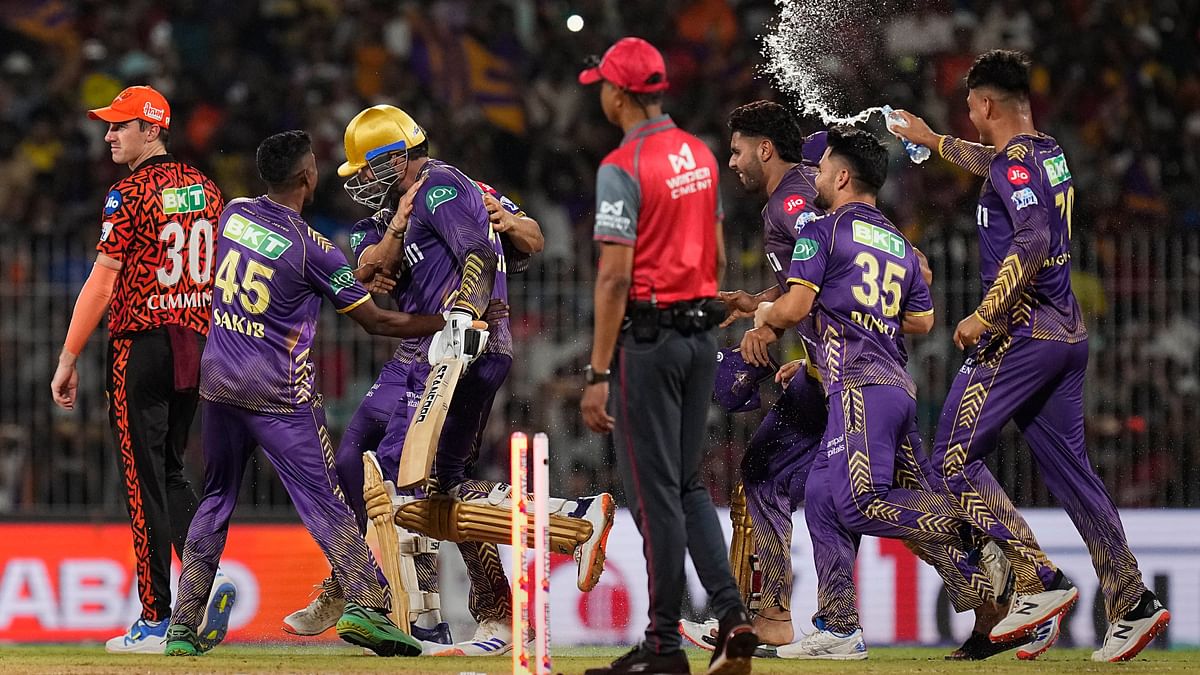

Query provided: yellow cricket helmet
[338,105,426,177]
[339,105,427,209]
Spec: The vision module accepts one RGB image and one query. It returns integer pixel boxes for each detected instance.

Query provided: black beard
[814,190,831,211]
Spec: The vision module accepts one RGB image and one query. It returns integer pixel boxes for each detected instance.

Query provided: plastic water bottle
[881,105,931,164]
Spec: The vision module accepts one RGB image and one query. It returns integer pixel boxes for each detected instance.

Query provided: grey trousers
[610,327,744,653]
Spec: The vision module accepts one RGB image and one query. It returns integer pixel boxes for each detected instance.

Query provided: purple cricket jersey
[349,160,514,364]
[763,164,824,355]
[975,134,1085,342]
[786,202,933,399]
[200,196,371,413]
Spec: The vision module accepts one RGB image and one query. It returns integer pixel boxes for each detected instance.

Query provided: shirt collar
[132,153,173,172]
[621,114,675,145]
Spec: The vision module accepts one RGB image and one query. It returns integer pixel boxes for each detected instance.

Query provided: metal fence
[2,225,1198,518]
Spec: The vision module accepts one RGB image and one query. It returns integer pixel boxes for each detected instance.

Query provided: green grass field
[0,646,1196,674]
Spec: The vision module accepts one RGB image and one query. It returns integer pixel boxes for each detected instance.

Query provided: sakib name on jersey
[665,142,712,199]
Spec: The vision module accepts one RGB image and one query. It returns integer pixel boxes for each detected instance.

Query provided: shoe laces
[306,578,340,612]
[128,617,161,639]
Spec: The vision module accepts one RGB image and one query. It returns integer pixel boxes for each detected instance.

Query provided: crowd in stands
[1,0,1197,514]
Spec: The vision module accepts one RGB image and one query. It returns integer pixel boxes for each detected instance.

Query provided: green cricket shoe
[335,602,422,657]
[163,624,202,656]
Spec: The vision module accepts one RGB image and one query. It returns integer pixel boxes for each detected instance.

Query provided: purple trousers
[804,385,993,631]
[740,370,823,611]
[932,336,1147,621]
[334,353,514,623]
[172,399,387,629]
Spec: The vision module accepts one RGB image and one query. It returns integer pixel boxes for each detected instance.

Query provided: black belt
[624,298,725,342]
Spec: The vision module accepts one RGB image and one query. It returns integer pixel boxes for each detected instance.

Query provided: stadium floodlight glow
[567,14,584,32]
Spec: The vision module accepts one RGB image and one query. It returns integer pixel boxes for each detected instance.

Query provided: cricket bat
[394,356,466,489]
[394,320,486,489]
[362,452,411,631]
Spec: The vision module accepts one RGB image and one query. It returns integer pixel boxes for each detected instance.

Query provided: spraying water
[760,0,887,126]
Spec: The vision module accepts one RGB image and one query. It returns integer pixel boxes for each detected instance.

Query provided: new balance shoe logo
[1015,600,1038,615]
[1112,624,1133,640]
[668,143,696,173]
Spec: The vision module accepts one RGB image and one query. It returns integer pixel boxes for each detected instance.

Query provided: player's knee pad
[396,495,592,553]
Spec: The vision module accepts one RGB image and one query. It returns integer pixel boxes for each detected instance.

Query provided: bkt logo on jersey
[162,184,207,215]
[103,190,122,215]
[668,143,696,173]
[783,194,806,215]
[1007,165,1031,185]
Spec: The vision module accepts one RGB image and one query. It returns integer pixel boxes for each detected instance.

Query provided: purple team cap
[713,348,777,413]
[802,131,828,166]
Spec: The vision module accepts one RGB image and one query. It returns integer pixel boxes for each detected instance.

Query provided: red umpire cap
[578,37,669,93]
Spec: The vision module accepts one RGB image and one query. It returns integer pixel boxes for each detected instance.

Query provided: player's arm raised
[961,156,1052,349]
[357,174,427,281]
[888,110,995,178]
[484,191,543,254]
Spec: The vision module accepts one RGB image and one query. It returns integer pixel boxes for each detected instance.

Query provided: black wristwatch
[584,365,610,385]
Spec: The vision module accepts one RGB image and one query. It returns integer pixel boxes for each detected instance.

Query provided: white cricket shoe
[680,618,718,651]
[989,572,1078,643]
[105,617,169,653]
[282,577,344,636]
[1092,594,1170,662]
[428,619,513,656]
[777,621,867,660]
[197,569,238,650]
[575,493,615,592]
[1016,615,1061,660]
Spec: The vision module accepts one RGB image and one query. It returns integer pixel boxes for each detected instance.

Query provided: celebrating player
[716,111,1026,660]
[888,50,1170,661]
[163,131,446,657]
[284,105,615,656]
[682,102,827,653]
[742,127,1023,658]
[50,85,236,653]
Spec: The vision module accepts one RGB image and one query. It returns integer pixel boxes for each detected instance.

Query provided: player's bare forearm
[590,244,633,371]
[348,299,446,338]
[359,232,406,279]
[938,136,996,178]
[976,218,1051,327]
[501,215,544,254]
[452,248,498,319]
[766,284,816,329]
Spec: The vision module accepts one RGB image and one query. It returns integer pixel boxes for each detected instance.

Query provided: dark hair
[629,90,663,109]
[406,140,430,160]
[256,130,312,186]
[966,49,1031,98]
[138,119,170,147]
[727,100,805,163]
[826,126,887,194]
